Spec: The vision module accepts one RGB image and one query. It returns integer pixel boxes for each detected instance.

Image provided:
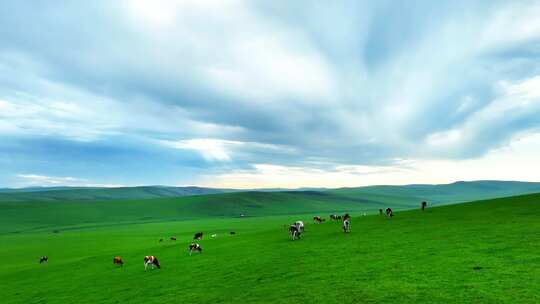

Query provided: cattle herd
[39,202,429,271]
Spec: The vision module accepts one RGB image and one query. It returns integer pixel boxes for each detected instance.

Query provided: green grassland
[1,193,539,303]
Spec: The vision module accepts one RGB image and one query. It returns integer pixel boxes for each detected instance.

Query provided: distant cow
[294,221,304,233]
[189,243,202,256]
[313,216,323,223]
[230,231,236,235]
[337,216,342,220]
[193,232,203,240]
[113,256,123,267]
[144,256,160,271]
[386,208,393,218]
[330,214,338,221]
[170,236,177,241]
[159,238,164,242]
[343,218,350,233]
[379,209,383,215]
[39,256,48,264]
[289,225,301,240]
[421,201,427,211]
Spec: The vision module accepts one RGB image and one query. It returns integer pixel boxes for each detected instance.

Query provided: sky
[1,0,540,189]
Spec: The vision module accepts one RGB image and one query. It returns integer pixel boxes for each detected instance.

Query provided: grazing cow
[230,231,236,235]
[193,232,203,240]
[330,214,338,221]
[189,243,202,256]
[343,218,350,233]
[313,216,323,223]
[170,236,177,241]
[289,225,301,240]
[143,256,160,271]
[294,221,304,233]
[39,256,48,264]
[421,201,427,211]
[379,209,383,215]
[386,208,393,218]
[159,238,164,242]
[211,234,217,238]
[337,216,342,220]
[113,256,124,267]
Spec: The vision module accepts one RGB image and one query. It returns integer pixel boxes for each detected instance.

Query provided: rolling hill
[0,186,232,202]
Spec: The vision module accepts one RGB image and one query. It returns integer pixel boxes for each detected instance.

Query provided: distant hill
[2,180,540,234]
[328,180,540,206]
[2,180,540,204]
[0,186,234,202]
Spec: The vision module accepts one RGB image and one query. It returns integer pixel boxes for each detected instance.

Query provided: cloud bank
[1,0,540,187]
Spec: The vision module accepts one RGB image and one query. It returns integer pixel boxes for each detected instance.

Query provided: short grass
[1,193,540,303]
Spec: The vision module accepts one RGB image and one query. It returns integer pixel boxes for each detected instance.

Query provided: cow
[289,225,301,240]
[343,218,350,233]
[113,256,124,267]
[386,208,393,218]
[170,236,177,241]
[294,221,304,233]
[39,256,48,264]
[379,209,383,215]
[189,243,202,256]
[159,238,164,242]
[421,201,427,211]
[193,232,203,240]
[230,231,236,235]
[313,216,323,223]
[330,214,338,221]
[337,215,342,220]
[144,256,160,271]
[341,213,351,233]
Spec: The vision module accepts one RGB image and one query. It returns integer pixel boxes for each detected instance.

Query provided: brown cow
[113,256,123,267]
[144,256,160,271]
[313,216,323,223]
[170,236,177,241]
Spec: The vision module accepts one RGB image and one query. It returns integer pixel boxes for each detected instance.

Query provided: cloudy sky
[1,0,540,188]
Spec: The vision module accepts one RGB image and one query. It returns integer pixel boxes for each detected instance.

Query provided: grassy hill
[0,191,393,234]
[329,180,540,205]
[1,193,539,303]
[2,180,540,235]
[0,186,231,202]
[2,180,539,204]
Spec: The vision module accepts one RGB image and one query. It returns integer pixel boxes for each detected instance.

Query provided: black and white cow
[330,214,338,221]
[189,243,202,256]
[193,232,203,240]
[386,208,393,218]
[39,256,48,264]
[342,214,351,233]
[143,256,160,271]
[289,225,301,240]
[294,221,304,233]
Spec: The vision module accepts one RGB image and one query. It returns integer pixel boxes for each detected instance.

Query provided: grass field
[1,192,539,303]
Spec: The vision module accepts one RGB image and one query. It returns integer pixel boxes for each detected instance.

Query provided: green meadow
[1,191,539,303]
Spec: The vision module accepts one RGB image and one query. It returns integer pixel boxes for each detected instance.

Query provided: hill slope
[0,186,232,202]
[329,180,540,205]
[0,191,392,234]
[1,193,539,303]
